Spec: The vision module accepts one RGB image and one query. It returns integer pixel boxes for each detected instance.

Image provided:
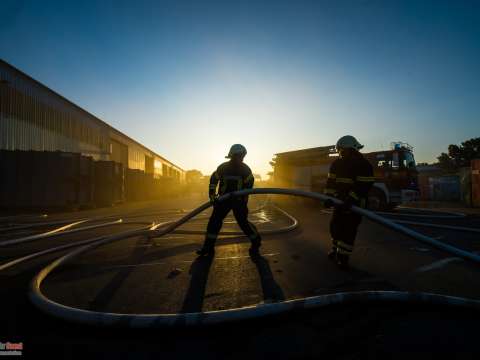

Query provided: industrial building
[0,59,185,182]
[271,146,337,192]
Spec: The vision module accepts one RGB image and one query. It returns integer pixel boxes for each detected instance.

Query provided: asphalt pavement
[1,194,480,359]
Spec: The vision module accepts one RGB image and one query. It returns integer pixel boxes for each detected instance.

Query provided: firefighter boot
[328,247,337,261]
[328,239,338,261]
[336,253,350,269]
[196,239,215,257]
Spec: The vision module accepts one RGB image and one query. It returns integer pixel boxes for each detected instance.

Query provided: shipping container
[78,156,95,208]
[459,167,472,206]
[94,161,124,207]
[428,175,461,201]
[0,150,97,210]
[472,159,480,207]
[0,150,17,207]
[417,174,430,200]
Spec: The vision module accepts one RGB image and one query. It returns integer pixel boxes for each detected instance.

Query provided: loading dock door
[110,139,128,169]
[145,155,154,174]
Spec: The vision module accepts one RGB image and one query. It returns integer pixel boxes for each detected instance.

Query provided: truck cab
[364,142,419,210]
[271,142,419,211]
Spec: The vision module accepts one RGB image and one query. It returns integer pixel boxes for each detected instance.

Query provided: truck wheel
[367,189,386,211]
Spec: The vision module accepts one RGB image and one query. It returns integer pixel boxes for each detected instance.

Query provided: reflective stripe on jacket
[323,151,374,207]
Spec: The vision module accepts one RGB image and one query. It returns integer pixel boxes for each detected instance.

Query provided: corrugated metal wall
[0,61,110,159]
[108,130,182,179]
[110,138,129,169]
[0,60,186,182]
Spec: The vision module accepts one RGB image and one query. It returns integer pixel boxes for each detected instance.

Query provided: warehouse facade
[0,59,185,182]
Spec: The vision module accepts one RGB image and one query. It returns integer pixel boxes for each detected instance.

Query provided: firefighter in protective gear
[324,135,375,268]
[196,144,261,257]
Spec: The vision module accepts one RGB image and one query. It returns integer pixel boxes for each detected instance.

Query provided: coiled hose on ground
[0,199,293,271]
[4,188,480,327]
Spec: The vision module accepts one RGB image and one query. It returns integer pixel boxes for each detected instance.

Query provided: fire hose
[16,188,480,327]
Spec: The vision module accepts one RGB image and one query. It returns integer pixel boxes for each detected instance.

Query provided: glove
[337,197,353,212]
[209,194,219,205]
[323,199,334,209]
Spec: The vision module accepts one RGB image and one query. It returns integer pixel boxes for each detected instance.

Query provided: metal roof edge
[0,58,184,171]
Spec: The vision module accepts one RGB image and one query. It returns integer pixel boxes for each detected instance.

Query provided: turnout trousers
[202,198,261,250]
[329,208,362,257]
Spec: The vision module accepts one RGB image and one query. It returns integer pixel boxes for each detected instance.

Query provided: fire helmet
[226,144,247,158]
[336,135,364,151]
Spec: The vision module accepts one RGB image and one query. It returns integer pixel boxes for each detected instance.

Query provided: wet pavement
[1,195,480,359]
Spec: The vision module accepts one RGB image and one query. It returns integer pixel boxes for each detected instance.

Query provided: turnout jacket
[209,161,255,198]
[324,151,375,208]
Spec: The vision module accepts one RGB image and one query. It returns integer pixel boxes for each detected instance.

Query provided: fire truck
[271,142,419,210]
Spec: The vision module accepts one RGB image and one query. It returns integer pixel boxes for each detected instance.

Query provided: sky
[1,0,479,177]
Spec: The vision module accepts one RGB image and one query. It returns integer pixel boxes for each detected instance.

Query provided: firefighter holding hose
[323,136,375,268]
[196,144,261,257]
